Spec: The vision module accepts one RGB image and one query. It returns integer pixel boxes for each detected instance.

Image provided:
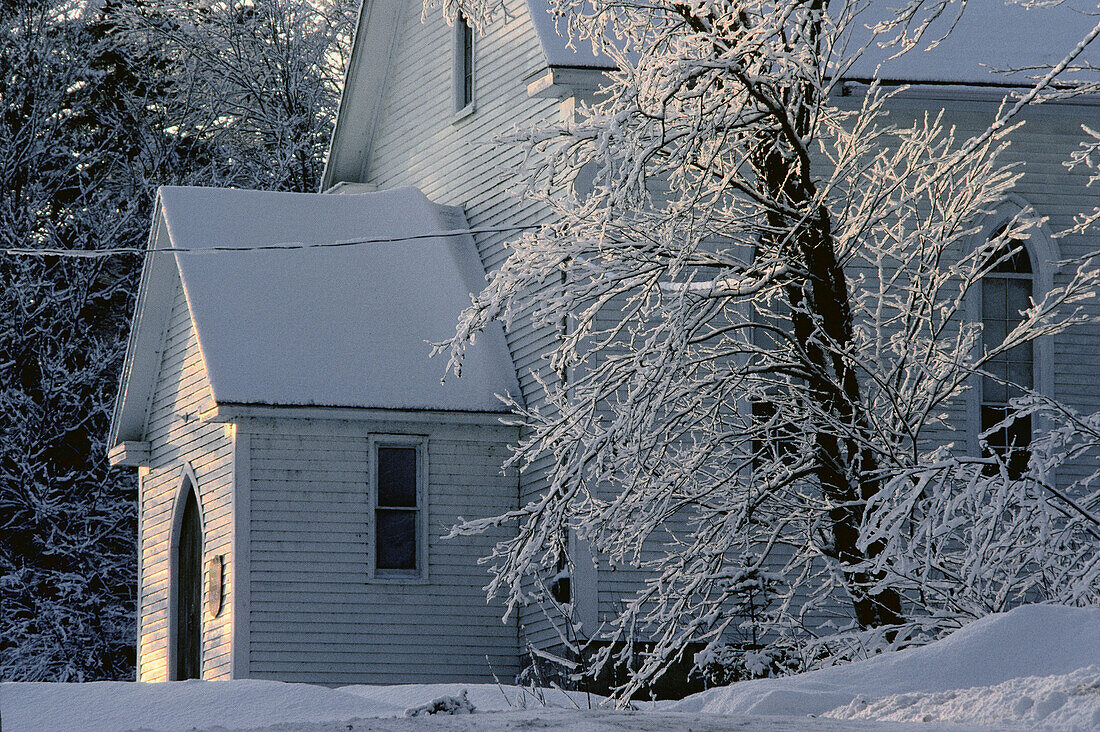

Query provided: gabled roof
[322,0,614,190]
[844,0,1099,85]
[110,186,519,445]
[322,0,1097,189]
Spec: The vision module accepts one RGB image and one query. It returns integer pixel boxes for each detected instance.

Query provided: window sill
[452,103,476,124]
[367,573,430,585]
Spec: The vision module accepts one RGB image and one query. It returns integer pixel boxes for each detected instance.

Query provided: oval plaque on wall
[207,554,224,617]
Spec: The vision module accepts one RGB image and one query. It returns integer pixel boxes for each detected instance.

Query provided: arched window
[170,470,204,680]
[981,236,1034,479]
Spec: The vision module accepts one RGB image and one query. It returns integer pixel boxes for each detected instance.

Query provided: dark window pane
[1007,279,1032,314]
[980,407,1030,480]
[378,446,417,507]
[551,575,571,604]
[376,509,416,570]
[1006,414,1031,479]
[982,279,1005,320]
[751,397,797,473]
[1007,361,1033,392]
[1006,341,1033,365]
[459,14,474,107]
[983,374,1006,405]
[991,240,1031,274]
[983,361,1008,403]
[983,318,1007,348]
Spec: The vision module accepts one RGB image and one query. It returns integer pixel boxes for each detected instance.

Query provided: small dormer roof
[110,186,519,445]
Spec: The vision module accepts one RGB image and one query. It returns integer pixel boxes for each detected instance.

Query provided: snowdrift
[2,605,1097,730]
[671,604,1100,719]
[0,679,591,732]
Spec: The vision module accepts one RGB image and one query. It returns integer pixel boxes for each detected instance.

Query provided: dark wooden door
[175,489,202,680]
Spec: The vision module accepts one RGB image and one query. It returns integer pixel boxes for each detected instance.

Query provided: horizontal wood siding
[365,0,569,652]
[360,0,1100,656]
[243,416,520,684]
[138,277,234,681]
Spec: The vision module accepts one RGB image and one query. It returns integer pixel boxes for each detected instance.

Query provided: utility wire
[1,224,541,258]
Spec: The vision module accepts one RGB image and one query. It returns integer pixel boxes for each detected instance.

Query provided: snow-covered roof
[524,0,1100,83]
[526,0,614,69]
[324,0,1097,189]
[111,186,518,443]
[843,0,1100,85]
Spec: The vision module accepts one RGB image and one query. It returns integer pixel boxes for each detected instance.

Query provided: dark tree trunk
[754,117,905,632]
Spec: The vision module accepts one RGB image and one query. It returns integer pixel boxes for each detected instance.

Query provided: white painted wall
[240,415,520,684]
[364,0,575,651]
[138,275,234,681]
[342,0,1100,657]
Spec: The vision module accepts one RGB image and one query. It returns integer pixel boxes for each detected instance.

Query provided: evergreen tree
[0,0,148,680]
[1,0,354,680]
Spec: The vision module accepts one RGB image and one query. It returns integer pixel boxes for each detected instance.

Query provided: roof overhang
[321,0,405,191]
[108,201,178,449]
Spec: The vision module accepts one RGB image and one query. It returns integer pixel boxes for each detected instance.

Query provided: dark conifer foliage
[1,0,353,680]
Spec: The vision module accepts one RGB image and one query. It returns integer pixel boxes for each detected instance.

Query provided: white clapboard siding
[241,416,520,685]
[138,275,234,681]
[363,0,572,651]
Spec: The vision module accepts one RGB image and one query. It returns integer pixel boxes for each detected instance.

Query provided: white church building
[109,0,1100,685]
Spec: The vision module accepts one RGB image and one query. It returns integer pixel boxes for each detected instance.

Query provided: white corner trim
[230,427,251,679]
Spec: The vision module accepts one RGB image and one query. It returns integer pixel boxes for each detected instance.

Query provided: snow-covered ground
[3,605,1097,731]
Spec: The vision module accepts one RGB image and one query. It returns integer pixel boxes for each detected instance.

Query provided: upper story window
[981,238,1034,479]
[370,436,427,579]
[454,14,475,114]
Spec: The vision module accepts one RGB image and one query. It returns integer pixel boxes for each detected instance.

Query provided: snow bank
[0,679,386,732]
[338,682,597,713]
[671,605,1100,719]
[0,680,597,732]
[5,606,1097,730]
[826,665,1100,729]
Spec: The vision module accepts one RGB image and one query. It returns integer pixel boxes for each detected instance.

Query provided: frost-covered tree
[434,0,1100,694]
[1,0,354,680]
[117,0,357,192]
[0,0,151,681]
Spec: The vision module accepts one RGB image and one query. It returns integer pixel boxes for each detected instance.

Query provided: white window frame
[367,434,429,582]
[452,13,475,117]
[965,199,1058,458]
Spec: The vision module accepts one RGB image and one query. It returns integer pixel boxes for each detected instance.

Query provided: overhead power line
[1,224,541,258]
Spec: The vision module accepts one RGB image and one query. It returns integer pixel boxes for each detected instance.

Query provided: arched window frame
[167,463,205,680]
[965,199,1059,468]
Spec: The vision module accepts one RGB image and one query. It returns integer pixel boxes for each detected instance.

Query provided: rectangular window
[980,244,1033,480]
[370,437,427,579]
[454,14,474,112]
